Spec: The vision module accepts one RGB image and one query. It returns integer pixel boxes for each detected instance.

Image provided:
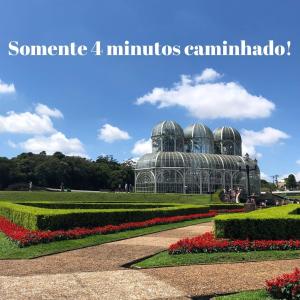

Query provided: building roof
[184,123,214,140]
[213,126,241,142]
[136,152,258,171]
[151,120,184,137]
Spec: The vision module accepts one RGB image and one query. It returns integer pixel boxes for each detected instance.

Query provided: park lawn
[133,249,300,268]
[0,217,213,259]
[0,191,212,205]
[215,290,270,299]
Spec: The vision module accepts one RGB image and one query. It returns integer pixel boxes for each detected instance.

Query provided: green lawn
[0,191,212,204]
[133,249,300,268]
[215,290,270,299]
[0,217,212,259]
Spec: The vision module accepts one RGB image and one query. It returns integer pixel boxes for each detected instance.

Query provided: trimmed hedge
[209,204,244,210]
[17,202,173,209]
[215,204,300,240]
[19,202,243,211]
[0,201,209,230]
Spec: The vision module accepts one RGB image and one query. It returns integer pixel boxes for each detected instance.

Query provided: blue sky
[0,0,299,181]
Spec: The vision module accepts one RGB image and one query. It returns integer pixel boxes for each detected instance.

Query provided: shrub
[168,232,300,255]
[266,268,300,299]
[215,205,300,240]
[0,201,209,230]
[0,212,217,247]
[209,204,244,210]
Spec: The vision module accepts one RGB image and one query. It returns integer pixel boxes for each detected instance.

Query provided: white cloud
[132,138,152,156]
[0,111,56,134]
[0,79,15,94]
[296,160,300,165]
[19,132,87,157]
[195,68,222,83]
[98,123,131,143]
[0,104,63,135]
[242,127,290,158]
[136,68,275,120]
[35,103,63,118]
[7,140,17,149]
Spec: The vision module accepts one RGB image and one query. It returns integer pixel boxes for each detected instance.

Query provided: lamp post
[239,153,258,198]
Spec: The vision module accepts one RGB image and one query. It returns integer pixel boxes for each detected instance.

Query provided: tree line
[0,152,134,191]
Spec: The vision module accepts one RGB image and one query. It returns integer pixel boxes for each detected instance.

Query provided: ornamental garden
[0,190,300,299]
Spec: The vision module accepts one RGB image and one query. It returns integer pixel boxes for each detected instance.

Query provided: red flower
[0,211,219,247]
[266,268,300,299]
[168,233,300,254]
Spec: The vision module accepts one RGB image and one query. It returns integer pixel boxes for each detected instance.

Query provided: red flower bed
[0,212,217,247]
[168,232,300,254]
[266,268,300,299]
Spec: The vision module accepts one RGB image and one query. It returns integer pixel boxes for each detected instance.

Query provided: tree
[260,179,276,192]
[0,152,134,191]
[285,174,297,190]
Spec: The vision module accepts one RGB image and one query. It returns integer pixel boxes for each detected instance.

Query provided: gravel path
[0,221,299,299]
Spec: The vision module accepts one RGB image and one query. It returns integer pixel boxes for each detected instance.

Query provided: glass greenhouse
[135,121,260,195]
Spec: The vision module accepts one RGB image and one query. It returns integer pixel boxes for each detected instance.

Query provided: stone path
[0,222,299,299]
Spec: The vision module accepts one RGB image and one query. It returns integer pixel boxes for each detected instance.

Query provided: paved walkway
[0,222,299,299]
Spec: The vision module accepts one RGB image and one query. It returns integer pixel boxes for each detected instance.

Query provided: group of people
[117,183,133,193]
[222,187,242,203]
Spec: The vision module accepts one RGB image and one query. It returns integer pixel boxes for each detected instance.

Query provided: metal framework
[135,121,260,195]
[135,152,260,194]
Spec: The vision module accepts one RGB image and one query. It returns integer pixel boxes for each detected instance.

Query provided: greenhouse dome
[184,123,214,153]
[214,126,242,156]
[151,120,184,152]
[135,121,260,195]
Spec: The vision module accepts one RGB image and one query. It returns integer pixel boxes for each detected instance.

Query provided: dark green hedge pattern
[17,202,172,209]
[0,202,209,230]
[215,205,300,240]
[209,204,243,210]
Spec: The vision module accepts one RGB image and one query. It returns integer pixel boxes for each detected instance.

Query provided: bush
[19,202,173,209]
[215,205,300,240]
[266,268,300,299]
[211,189,223,203]
[168,232,300,255]
[209,204,244,210]
[0,201,209,230]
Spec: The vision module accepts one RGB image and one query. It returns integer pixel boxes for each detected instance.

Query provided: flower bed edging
[168,232,300,254]
[0,212,217,247]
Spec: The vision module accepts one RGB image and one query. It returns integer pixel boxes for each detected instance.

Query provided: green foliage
[0,153,134,191]
[215,205,300,240]
[0,217,213,259]
[209,204,244,210]
[285,174,297,190]
[260,179,276,192]
[0,191,211,204]
[211,189,223,203]
[0,201,209,230]
[133,249,300,269]
[215,290,269,299]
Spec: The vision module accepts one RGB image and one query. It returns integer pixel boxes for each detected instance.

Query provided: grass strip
[133,249,300,268]
[0,217,212,259]
[215,289,270,299]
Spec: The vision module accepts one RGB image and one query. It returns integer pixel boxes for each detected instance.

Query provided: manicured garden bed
[0,217,214,259]
[215,268,300,299]
[0,201,210,230]
[215,205,300,240]
[0,212,216,246]
[168,232,300,254]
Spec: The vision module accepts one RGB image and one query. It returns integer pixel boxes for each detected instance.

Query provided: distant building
[135,121,260,194]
